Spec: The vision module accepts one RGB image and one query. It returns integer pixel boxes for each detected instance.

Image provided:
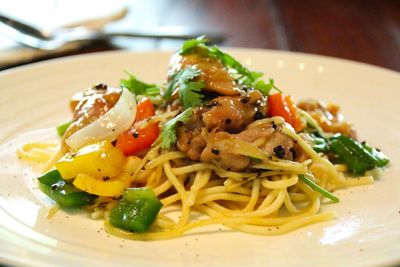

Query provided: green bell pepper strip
[38,169,96,207]
[109,188,163,233]
[56,121,72,137]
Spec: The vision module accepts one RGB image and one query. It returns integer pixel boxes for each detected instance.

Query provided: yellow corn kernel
[73,173,128,197]
[57,141,126,180]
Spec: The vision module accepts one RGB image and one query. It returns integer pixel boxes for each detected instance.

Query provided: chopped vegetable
[160,107,193,149]
[121,72,160,96]
[116,124,159,156]
[65,88,137,150]
[285,95,304,132]
[73,173,128,197]
[309,132,330,153]
[308,133,389,174]
[109,188,163,232]
[116,98,160,156]
[56,141,126,180]
[362,143,390,167]
[267,93,304,132]
[298,174,339,203]
[330,135,389,174]
[134,98,156,121]
[164,66,205,110]
[56,121,72,137]
[38,169,96,207]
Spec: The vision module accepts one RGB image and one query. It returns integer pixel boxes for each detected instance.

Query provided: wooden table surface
[1,0,399,71]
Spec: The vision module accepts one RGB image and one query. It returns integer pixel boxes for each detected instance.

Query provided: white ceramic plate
[0,50,399,267]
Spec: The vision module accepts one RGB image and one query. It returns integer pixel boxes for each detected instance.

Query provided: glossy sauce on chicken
[64,84,121,142]
[168,49,240,96]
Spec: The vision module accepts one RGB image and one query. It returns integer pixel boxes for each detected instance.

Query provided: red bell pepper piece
[116,98,159,155]
[267,93,304,132]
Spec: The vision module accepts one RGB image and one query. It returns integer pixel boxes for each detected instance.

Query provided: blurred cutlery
[0,13,225,51]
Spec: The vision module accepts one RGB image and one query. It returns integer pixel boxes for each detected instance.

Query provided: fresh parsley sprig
[164,66,205,110]
[160,108,194,149]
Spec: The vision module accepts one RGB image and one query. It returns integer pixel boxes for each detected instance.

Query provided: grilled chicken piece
[175,88,299,170]
[63,84,121,141]
[177,89,267,161]
[177,123,304,171]
[176,126,208,161]
[298,99,356,139]
[202,89,267,132]
[200,131,251,171]
[168,50,239,96]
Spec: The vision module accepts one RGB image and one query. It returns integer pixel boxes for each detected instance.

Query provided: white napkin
[0,0,128,69]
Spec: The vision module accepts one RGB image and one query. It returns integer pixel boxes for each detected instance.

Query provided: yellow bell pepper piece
[73,173,129,197]
[56,141,126,180]
[123,156,142,173]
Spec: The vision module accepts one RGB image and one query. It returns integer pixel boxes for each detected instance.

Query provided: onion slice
[66,88,137,150]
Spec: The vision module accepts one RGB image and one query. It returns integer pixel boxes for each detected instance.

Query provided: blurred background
[0,0,399,71]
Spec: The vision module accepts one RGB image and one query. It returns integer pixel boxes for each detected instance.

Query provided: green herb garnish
[298,174,339,203]
[121,71,160,96]
[160,108,193,149]
[180,35,208,54]
[164,66,205,110]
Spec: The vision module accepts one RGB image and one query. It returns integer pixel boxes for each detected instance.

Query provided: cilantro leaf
[208,47,277,93]
[253,79,282,95]
[180,35,208,54]
[209,46,255,81]
[179,80,204,110]
[164,66,204,109]
[121,72,160,96]
[160,108,194,149]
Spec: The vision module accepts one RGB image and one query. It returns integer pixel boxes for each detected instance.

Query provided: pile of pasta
[77,120,373,240]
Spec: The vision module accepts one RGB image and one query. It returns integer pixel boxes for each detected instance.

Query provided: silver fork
[0,13,225,50]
